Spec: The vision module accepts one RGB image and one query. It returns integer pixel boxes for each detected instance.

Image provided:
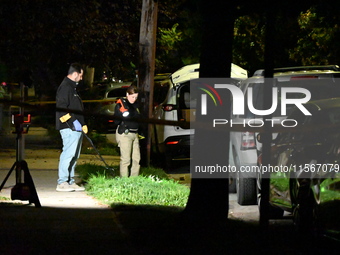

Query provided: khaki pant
[116,130,140,177]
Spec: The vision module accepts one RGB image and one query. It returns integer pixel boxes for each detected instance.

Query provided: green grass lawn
[76,163,189,207]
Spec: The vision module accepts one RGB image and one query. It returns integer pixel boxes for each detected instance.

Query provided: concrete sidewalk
[0,168,110,208]
[0,147,119,208]
[0,128,197,254]
[0,156,130,254]
[0,128,130,254]
[0,147,193,254]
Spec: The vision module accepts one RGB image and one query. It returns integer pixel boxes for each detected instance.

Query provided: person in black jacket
[56,63,87,191]
[115,85,141,177]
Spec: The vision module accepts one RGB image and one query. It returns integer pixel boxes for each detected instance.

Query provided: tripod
[0,114,41,208]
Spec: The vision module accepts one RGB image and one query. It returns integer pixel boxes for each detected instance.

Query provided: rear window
[177,79,240,126]
[177,83,197,127]
[154,80,170,106]
[242,78,340,118]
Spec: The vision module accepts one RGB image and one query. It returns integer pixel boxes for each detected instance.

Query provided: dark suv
[257,97,340,240]
[230,65,340,205]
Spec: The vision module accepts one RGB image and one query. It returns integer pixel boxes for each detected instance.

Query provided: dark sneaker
[56,182,74,192]
[69,183,85,191]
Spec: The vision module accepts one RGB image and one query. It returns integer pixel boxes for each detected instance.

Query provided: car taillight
[240,132,256,150]
[166,141,179,145]
[163,104,175,111]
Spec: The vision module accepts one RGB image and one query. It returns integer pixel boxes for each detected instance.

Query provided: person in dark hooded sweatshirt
[56,63,87,191]
[114,85,141,177]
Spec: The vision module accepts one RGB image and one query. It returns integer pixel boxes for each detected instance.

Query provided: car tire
[292,184,317,235]
[236,176,257,205]
[233,148,256,205]
[257,175,284,219]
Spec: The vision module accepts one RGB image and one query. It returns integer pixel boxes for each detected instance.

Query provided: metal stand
[0,113,41,208]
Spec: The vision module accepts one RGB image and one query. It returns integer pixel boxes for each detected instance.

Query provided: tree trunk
[259,5,276,229]
[183,1,236,222]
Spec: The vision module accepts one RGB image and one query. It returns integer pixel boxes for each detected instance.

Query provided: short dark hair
[68,63,83,75]
[127,85,139,95]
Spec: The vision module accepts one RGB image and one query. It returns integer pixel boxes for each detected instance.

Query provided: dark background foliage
[0,0,339,98]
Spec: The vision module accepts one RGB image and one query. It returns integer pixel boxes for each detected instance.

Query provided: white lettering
[281,87,311,115]
[248,87,278,115]
[212,118,298,128]
[202,84,312,116]
[213,119,229,127]
[281,118,298,127]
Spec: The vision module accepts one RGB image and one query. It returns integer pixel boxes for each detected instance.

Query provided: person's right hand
[73,120,82,131]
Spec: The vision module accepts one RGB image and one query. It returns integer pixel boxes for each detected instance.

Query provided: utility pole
[138,0,158,166]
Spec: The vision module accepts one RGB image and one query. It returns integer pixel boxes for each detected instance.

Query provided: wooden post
[138,0,158,166]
